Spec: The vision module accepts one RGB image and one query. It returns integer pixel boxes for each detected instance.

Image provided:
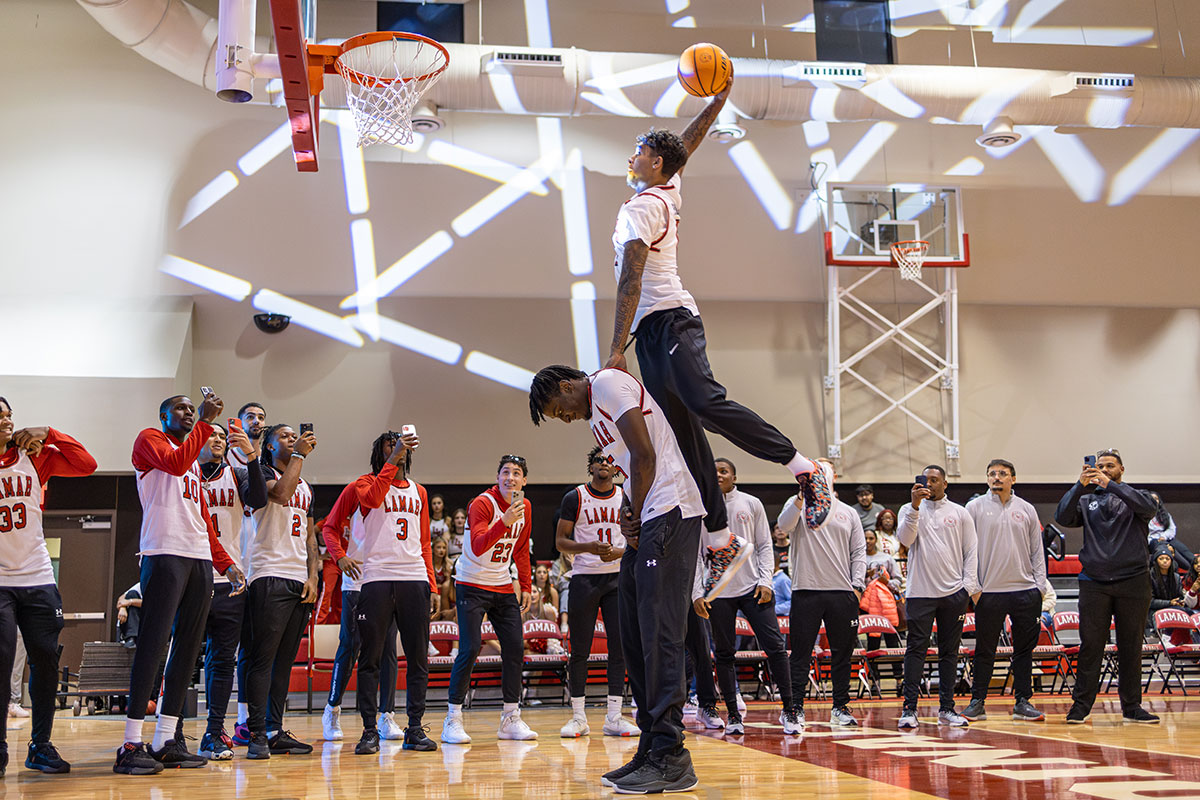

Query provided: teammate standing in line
[224,403,267,467]
[441,456,537,744]
[693,458,799,735]
[194,423,267,759]
[604,67,829,571]
[556,446,639,739]
[530,365,705,794]
[115,392,244,775]
[0,398,97,775]
[323,429,438,754]
[778,460,865,730]
[241,424,319,759]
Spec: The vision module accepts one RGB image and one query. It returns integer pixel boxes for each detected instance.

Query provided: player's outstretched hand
[716,70,734,100]
[198,393,224,423]
[227,426,258,459]
[604,352,627,372]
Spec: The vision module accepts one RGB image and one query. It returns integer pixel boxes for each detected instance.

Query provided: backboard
[823,184,969,267]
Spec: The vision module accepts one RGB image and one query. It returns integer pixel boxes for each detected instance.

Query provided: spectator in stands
[1054,449,1158,725]
[550,550,573,632]
[861,530,903,687]
[897,465,977,730]
[1147,492,1194,572]
[854,485,885,531]
[1182,554,1200,609]
[772,550,791,617]
[447,508,467,559]
[863,529,903,598]
[771,524,790,563]
[1149,546,1185,611]
[530,564,560,621]
[430,494,450,540]
[1042,583,1057,629]
[431,538,453,598]
[874,509,901,557]
[116,584,143,647]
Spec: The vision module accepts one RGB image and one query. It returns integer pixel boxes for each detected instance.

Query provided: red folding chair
[1153,608,1200,694]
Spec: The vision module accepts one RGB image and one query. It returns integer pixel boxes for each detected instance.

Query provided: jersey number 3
[0,503,27,533]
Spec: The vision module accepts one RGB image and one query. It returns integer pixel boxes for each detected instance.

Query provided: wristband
[291,452,306,460]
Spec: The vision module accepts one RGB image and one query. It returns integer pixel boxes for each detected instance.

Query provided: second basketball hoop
[333,31,450,148]
[890,240,930,281]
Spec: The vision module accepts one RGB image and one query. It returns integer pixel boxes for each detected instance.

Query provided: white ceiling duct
[76,1,1200,131]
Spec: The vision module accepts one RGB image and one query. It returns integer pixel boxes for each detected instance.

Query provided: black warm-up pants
[0,585,63,745]
[1072,574,1153,715]
[126,555,213,726]
[789,590,858,708]
[567,572,626,698]
[634,308,796,534]
[971,587,1042,703]
[902,589,968,712]
[711,589,793,711]
[327,589,397,712]
[204,581,246,735]
[244,577,312,734]
[357,580,430,729]
[447,584,524,705]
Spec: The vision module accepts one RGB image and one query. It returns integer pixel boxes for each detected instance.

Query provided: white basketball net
[335,35,448,148]
[891,240,930,281]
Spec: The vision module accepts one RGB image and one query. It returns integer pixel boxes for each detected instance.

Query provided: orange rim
[335,31,450,88]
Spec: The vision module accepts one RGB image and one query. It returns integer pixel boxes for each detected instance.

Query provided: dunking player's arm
[605,76,733,372]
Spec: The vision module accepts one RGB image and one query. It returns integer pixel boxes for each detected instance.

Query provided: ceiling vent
[975,116,1022,148]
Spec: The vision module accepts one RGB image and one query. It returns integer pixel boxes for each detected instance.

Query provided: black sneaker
[961,699,987,721]
[355,729,380,755]
[247,732,271,760]
[113,742,164,775]
[1012,698,1045,722]
[25,741,71,774]
[601,749,649,788]
[1123,707,1160,724]
[613,748,697,794]
[150,736,208,769]
[403,725,437,752]
[269,729,313,755]
[199,730,234,760]
[1065,703,1090,724]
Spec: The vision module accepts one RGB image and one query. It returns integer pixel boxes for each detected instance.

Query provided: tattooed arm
[679,72,733,164]
[606,238,650,370]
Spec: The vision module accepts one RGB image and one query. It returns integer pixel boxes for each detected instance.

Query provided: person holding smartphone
[441,455,536,745]
[224,402,267,467]
[239,423,319,758]
[1054,449,1158,724]
[896,466,978,731]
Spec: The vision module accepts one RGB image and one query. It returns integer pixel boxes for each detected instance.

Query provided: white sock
[787,452,815,476]
[606,695,622,719]
[151,714,178,751]
[237,703,248,725]
[447,703,463,719]
[571,696,586,718]
[502,702,519,717]
[124,717,144,744]
[701,527,732,550]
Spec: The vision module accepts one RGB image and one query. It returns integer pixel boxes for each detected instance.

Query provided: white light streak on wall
[341,231,454,309]
[348,314,463,364]
[561,149,594,277]
[427,141,549,195]
[944,156,985,176]
[350,220,381,340]
[728,141,794,231]
[336,111,370,215]
[1032,129,1105,202]
[465,352,535,391]
[524,0,552,47]
[452,160,553,237]
[253,290,364,348]
[179,171,238,229]
[665,0,689,13]
[1087,96,1132,129]
[803,120,830,147]
[160,256,252,301]
[1108,129,1200,206]
[570,281,601,374]
[672,16,696,28]
[237,123,293,176]
[487,72,528,114]
[537,117,566,190]
[810,87,841,121]
[959,73,1043,126]
[861,79,925,118]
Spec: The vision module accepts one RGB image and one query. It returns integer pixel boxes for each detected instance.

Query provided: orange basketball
[677,43,731,97]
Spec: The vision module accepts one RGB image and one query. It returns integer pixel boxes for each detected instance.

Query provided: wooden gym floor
[3,696,1199,798]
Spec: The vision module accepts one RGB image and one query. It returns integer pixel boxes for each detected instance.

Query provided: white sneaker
[780,707,804,735]
[498,711,538,740]
[560,716,590,738]
[602,715,639,737]
[938,709,969,728]
[736,694,747,715]
[378,711,404,740]
[698,704,725,730]
[897,709,919,730]
[726,711,745,735]
[8,705,29,718]
[427,641,439,656]
[322,704,343,740]
[441,714,471,745]
[682,693,699,717]
[831,706,859,727]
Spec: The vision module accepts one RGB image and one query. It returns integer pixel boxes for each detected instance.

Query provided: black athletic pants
[126,555,213,725]
[634,308,796,534]
[902,589,968,712]
[0,585,63,744]
[1072,574,1152,715]
[328,589,397,711]
[711,589,792,712]
[684,611,719,706]
[245,577,312,734]
[789,590,858,708]
[204,581,246,735]
[971,587,1041,703]
[447,584,524,705]
[357,580,430,729]
[618,508,702,757]
[567,572,625,698]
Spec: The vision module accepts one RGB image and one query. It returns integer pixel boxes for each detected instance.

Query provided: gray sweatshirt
[897,496,979,599]
[692,487,774,600]
[966,492,1049,595]
[779,496,866,593]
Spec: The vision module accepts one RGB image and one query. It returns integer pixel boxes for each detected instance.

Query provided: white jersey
[564,483,626,576]
[430,517,450,540]
[347,480,431,586]
[245,470,312,584]
[455,488,530,590]
[202,464,248,582]
[0,450,52,587]
[588,369,704,523]
[134,430,214,562]
[612,173,699,333]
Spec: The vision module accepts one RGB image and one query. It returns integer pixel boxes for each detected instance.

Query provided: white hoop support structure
[891,240,930,281]
[334,31,450,148]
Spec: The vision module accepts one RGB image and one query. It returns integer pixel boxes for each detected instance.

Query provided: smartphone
[401,424,417,441]
[300,423,314,436]
[200,386,214,398]
[510,489,525,506]
[1084,455,1096,467]
[915,475,928,487]
[227,417,242,431]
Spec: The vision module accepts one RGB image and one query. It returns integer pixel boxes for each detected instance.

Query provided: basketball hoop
[333,32,450,148]
[890,240,930,281]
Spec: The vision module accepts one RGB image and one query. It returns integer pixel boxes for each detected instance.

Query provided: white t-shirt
[0,451,51,587]
[588,368,704,523]
[561,483,626,576]
[612,173,699,333]
[246,469,313,584]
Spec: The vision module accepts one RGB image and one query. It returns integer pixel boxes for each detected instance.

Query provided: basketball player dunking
[604,66,830,577]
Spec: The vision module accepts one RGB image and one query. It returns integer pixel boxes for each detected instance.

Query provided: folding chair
[856,615,905,698]
[1050,611,1080,694]
[522,619,568,703]
[1152,608,1200,695]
